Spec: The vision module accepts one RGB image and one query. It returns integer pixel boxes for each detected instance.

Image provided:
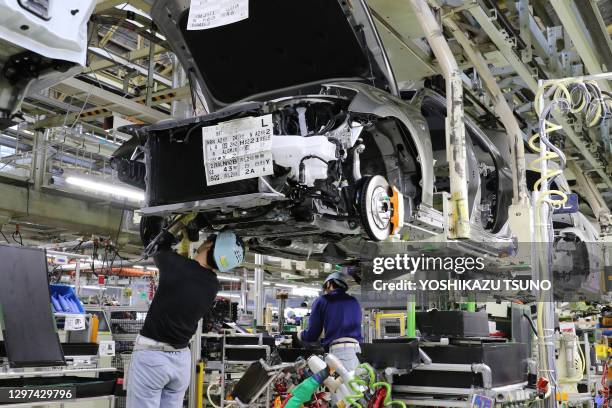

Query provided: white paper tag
[98,340,116,357]
[64,314,86,331]
[202,114,274,185]
[187,0,249,30]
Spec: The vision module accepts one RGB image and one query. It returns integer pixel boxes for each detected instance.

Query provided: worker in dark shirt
[127,231,245,408]
[298,272,363,371]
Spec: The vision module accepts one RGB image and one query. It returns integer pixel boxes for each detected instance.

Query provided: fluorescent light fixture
[65,176,145,202]
[147,266,159,272]
[218,275,240,282]
[133,265,145,269]
[274,283,296,288]
[246,280,272,286]
[217,291,240,298]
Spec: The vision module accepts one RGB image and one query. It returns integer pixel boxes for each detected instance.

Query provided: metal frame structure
[0,0,608,252]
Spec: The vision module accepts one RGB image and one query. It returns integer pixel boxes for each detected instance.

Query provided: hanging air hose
[531,77,610,401]
[529,78,612,247]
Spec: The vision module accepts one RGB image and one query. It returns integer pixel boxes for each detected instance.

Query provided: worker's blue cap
[213,231,245,272]
[323,271,348,291]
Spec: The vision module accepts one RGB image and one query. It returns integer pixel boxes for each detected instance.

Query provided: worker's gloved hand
[291,332,303,348]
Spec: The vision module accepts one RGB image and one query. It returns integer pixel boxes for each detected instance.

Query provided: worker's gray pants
[329,344,361,371]
[127,348,191,408]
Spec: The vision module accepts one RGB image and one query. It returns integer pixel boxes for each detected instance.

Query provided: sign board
[202,114,273,185]
[551,193,579,214]
[64,315,86,331]
[98,341,116,357]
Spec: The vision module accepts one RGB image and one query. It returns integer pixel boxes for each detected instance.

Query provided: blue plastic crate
[49,284,85,314]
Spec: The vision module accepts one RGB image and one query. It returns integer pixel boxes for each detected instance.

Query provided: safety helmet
[213,231,245,272]
[323,272,348,291]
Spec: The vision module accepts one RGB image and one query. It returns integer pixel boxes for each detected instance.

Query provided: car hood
[151,0,398,112]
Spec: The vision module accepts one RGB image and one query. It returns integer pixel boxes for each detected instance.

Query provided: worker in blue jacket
[298,272,363,370]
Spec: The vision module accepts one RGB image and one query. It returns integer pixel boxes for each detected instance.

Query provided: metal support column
[30,129,49,191]
[254,254,264,327]
[145,38,156,106]
[188,319,203,408]
[75,259,81,296]
[240,267,249,315]
[518,0,532,63]
[409,0,470,239]
[171,55,191,119]
[443,14,529,205]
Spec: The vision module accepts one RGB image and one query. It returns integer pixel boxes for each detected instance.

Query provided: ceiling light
[218,276,241,282]
[65,176,145,202]
[246,280,272,286]
[217,291,240,298]
[274,283,296,288]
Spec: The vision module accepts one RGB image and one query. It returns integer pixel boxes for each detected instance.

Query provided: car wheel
[359,175,394,241]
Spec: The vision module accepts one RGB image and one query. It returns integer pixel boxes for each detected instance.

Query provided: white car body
[0,0,95,127]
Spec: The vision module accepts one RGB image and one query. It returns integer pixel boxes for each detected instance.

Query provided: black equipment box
[394,342,528,388]
[223,335,275,361]
[1,342,99,358]
[360,338,420,369]
[230,361,269,403]
[277,347,323,362]
[145,121,260,207]
[417,311,489,338]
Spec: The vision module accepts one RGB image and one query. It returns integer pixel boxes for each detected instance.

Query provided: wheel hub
[370,185,391,230]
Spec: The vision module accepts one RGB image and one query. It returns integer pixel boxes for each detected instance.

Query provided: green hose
[345,377,368,407]
[357,363,376,384]
[283,376,321,408]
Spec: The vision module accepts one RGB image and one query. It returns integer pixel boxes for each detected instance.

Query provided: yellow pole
[196,361,204,407]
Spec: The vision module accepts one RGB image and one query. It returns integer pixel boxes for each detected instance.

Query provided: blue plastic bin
[49,284,85,314]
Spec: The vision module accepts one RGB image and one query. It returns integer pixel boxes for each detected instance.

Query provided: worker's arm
[298,297,325,342]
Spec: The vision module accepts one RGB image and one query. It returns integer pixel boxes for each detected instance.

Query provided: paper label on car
[187,0,249,31]
[64,314,86,331]
[202,114,274,186]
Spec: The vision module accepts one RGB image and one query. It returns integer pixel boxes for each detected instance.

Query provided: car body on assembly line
[0,0,95,129]
[113,0,516,262]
